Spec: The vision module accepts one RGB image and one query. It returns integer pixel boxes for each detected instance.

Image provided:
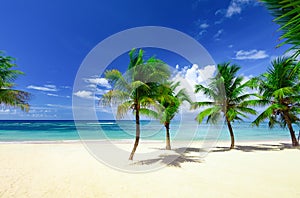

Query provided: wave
[86,122,115,125]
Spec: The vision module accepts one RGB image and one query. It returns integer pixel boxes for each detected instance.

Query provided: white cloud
[214,19,224,25]
[44,84,56,89]
[226,0,254,18]
[185,64,216,86]
[0,109,10,113]
[234,50,269,60]
[87,84,97,89]
[226,2,242,17]
[215,9,224,16]
[173,64,216,102]
[198,30,207,37]
[74,90,100,100]
[60,85,71,89]
[200,23,209,29]
[84,77,111,89]
[74,90,93,99]
[0,105,18,115]
[46,104,72,109]
[95,89,109,95]
[46,93,70,98]
[27,85,57,92]
[214,29,223,39]
[47,93,59,97]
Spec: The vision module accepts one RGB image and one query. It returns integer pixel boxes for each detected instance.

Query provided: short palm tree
[252,57,300,147]
[101,49,170,160]
[156,81,191,150]
[191,63,257,149]
[0,52,30,111]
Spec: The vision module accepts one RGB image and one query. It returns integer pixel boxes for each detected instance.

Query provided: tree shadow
[212,143,300,153]
[133,147,204,168]
[133,154,202,168]
[133,143,300,168]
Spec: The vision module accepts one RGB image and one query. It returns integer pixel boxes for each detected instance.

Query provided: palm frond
[0,53,30,112]
[236,106,257,116]
[0,89,30,112]
[190,101,214,110]
[195,84,217,99]
[175,88,192,104]
[261,0,300,54]
[116,101,133,119]
[196,106,221,123]
[231,93,258,104]
[139,108,160,119]
[100,90,130,106]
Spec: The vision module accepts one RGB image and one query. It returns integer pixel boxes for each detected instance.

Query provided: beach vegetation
[155,81,191,150]
[0,52,30,112]
[191,63,257,149]
[251,57,300,146]
[100,48,170,160]
[262,0,300,57]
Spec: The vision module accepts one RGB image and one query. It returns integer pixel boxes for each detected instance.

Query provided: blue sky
[0,0,290,120]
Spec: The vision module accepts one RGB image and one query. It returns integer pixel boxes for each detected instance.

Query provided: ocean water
[0,120,296,142]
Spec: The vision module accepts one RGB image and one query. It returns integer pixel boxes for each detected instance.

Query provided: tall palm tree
[101,49,170,160]
[0,52,30,111]
[191,63,257,149]
[262,0,300,57]
[156,81,191,150]
[252,57,300,147]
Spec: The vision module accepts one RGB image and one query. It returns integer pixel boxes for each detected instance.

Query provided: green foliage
[0,52,30,112]
[252,57,300,128]
[100,48,171,119]
[156,81,191,124]
[192,63,257,124]
[262,0,300,56]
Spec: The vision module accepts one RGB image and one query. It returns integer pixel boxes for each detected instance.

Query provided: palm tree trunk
[283,112,299,147]
[165,122,171,150]
[226,117,235,149]
[129,104,140,160]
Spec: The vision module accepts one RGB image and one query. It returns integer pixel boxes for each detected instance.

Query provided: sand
[0,141,299,198]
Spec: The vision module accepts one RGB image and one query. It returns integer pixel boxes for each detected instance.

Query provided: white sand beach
[0,141,299,198]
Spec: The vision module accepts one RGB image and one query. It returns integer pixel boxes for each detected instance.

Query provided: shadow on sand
[133,143,299,168]
[133,147,206,168]
[212,142,300,152]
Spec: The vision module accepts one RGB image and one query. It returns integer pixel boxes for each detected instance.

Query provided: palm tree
[191,63,257,149]
[0,52,30,111]
[101,48,170,160]
[262,0,300,57]
[156,81,191,150]
[252,57,300,147]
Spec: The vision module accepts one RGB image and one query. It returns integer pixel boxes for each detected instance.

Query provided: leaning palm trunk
[164,122,171,150]
[129,104,140,160]
[283,112,299,147]
[226,116,235,149]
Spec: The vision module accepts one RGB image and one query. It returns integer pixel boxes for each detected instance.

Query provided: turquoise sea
[0,120,296,142]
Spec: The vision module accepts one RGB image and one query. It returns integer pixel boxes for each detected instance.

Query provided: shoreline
[0,138,292,145]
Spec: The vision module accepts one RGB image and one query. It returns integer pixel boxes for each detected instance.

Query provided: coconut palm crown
[0,52,30,111]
